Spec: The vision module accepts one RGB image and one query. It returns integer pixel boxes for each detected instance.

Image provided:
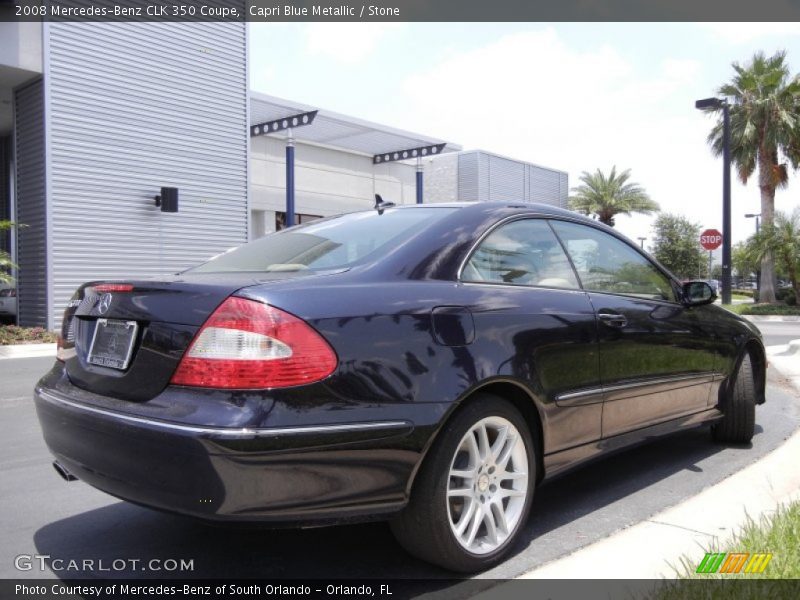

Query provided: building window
[276,212,322,231]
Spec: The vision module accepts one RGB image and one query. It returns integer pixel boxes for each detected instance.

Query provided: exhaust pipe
[53,461,78,482]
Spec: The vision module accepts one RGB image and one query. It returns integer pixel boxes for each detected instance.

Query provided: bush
[732,288,755,298]
[0,325,58,345]
[739,304,800,316]
[777,287,797,306]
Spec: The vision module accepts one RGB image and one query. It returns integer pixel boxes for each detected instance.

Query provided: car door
[550,220,719,438]
[461,218,603,453]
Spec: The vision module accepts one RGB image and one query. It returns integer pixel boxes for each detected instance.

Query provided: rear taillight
[92,283,133,293]
[170,297,338,389]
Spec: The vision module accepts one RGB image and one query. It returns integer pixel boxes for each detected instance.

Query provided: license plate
[87,319,138,370]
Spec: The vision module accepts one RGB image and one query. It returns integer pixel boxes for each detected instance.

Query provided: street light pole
[637,237,646,249]
[721,102,732,305]
[695,96,732,304]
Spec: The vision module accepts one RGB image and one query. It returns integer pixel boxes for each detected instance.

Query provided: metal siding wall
[477,152,490,203]
[487,154,525,202]
[528,164,563,207]
[14,80,48,326]
[47,22,248,329]
[456,150,568,206]
[457,151,480,202]
[559,172,569,208]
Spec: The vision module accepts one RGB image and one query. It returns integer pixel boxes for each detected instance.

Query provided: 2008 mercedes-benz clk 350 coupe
[35,202,766,572]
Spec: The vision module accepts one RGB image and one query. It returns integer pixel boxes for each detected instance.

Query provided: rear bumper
[34,370,446,525]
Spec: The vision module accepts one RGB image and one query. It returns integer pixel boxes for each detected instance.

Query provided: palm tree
[746,209,800,302]
[732,241,758,282]
[0,221,17,285]
[702,51,800,303]
[568,166,659,227]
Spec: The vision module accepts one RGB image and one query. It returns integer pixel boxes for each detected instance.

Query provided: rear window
[188,207,457,274]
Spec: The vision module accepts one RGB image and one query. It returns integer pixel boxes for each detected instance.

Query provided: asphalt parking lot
[1,322,799,587]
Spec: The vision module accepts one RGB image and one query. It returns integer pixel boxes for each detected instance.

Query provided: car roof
[395,200,567,211]
[391,201,582,220]
[388,201,608,232]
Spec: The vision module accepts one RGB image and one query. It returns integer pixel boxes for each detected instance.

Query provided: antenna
[374,194,396,215]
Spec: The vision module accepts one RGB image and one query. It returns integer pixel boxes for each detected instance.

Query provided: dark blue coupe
[35,202,765,572]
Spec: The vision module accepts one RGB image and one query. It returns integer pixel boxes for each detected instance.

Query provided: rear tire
[390,395,536,573]
[712,353,756,444]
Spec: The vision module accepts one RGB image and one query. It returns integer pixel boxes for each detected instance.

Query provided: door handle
[598,312,628,328]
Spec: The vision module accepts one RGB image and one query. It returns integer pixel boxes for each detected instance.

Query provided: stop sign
[700,229,723,250]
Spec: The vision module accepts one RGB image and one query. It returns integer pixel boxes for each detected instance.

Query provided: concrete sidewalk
[512,340,800,580]
[768,340,800,391]
[0,343,56,359]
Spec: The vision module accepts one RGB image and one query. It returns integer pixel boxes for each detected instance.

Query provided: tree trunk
[757,151,777,303]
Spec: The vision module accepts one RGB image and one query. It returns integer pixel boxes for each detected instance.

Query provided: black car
[35,202,766,572]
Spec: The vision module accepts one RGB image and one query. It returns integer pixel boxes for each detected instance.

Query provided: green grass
[721,303,800,316]
[653,503,800,599]
[682,502,800,579]
[739,304,800,316]
[721,304,748,315]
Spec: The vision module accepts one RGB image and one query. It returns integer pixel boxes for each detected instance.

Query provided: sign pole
[700,228,723,293]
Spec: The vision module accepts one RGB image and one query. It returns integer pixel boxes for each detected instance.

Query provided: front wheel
[390,395,536,572]
[712,353,756,444]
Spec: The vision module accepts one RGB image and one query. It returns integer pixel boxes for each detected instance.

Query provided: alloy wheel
[446,416,529,555]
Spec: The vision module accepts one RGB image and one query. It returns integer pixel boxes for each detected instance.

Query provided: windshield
[188,207,457,274]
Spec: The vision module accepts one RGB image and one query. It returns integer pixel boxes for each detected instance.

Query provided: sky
[248,22,800,253]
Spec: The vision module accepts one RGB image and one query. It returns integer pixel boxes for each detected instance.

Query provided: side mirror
[682,281,716,306]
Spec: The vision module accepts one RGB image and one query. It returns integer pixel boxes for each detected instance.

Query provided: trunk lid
[59,272,336,402]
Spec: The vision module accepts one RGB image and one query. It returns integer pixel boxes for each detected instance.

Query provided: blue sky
[249,23,800,249]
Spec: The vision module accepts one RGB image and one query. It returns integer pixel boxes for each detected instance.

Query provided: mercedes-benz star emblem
[97,293,112,315]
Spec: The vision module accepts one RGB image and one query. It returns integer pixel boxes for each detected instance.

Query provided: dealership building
[1,22,568,330]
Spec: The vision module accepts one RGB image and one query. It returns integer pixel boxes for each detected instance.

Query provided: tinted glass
[463,219,579,289]
[551,220,676,302]
[189,208,456,273]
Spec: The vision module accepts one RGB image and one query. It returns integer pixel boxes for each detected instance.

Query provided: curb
[744,315,800,322]
[515,428,800,580]
[0,343,57,359]
[507,340,800,581]
[772,340,800,357]
[767,340,800,391]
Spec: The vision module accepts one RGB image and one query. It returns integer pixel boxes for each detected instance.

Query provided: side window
[462,219,580,289]
[550,220,677,302]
